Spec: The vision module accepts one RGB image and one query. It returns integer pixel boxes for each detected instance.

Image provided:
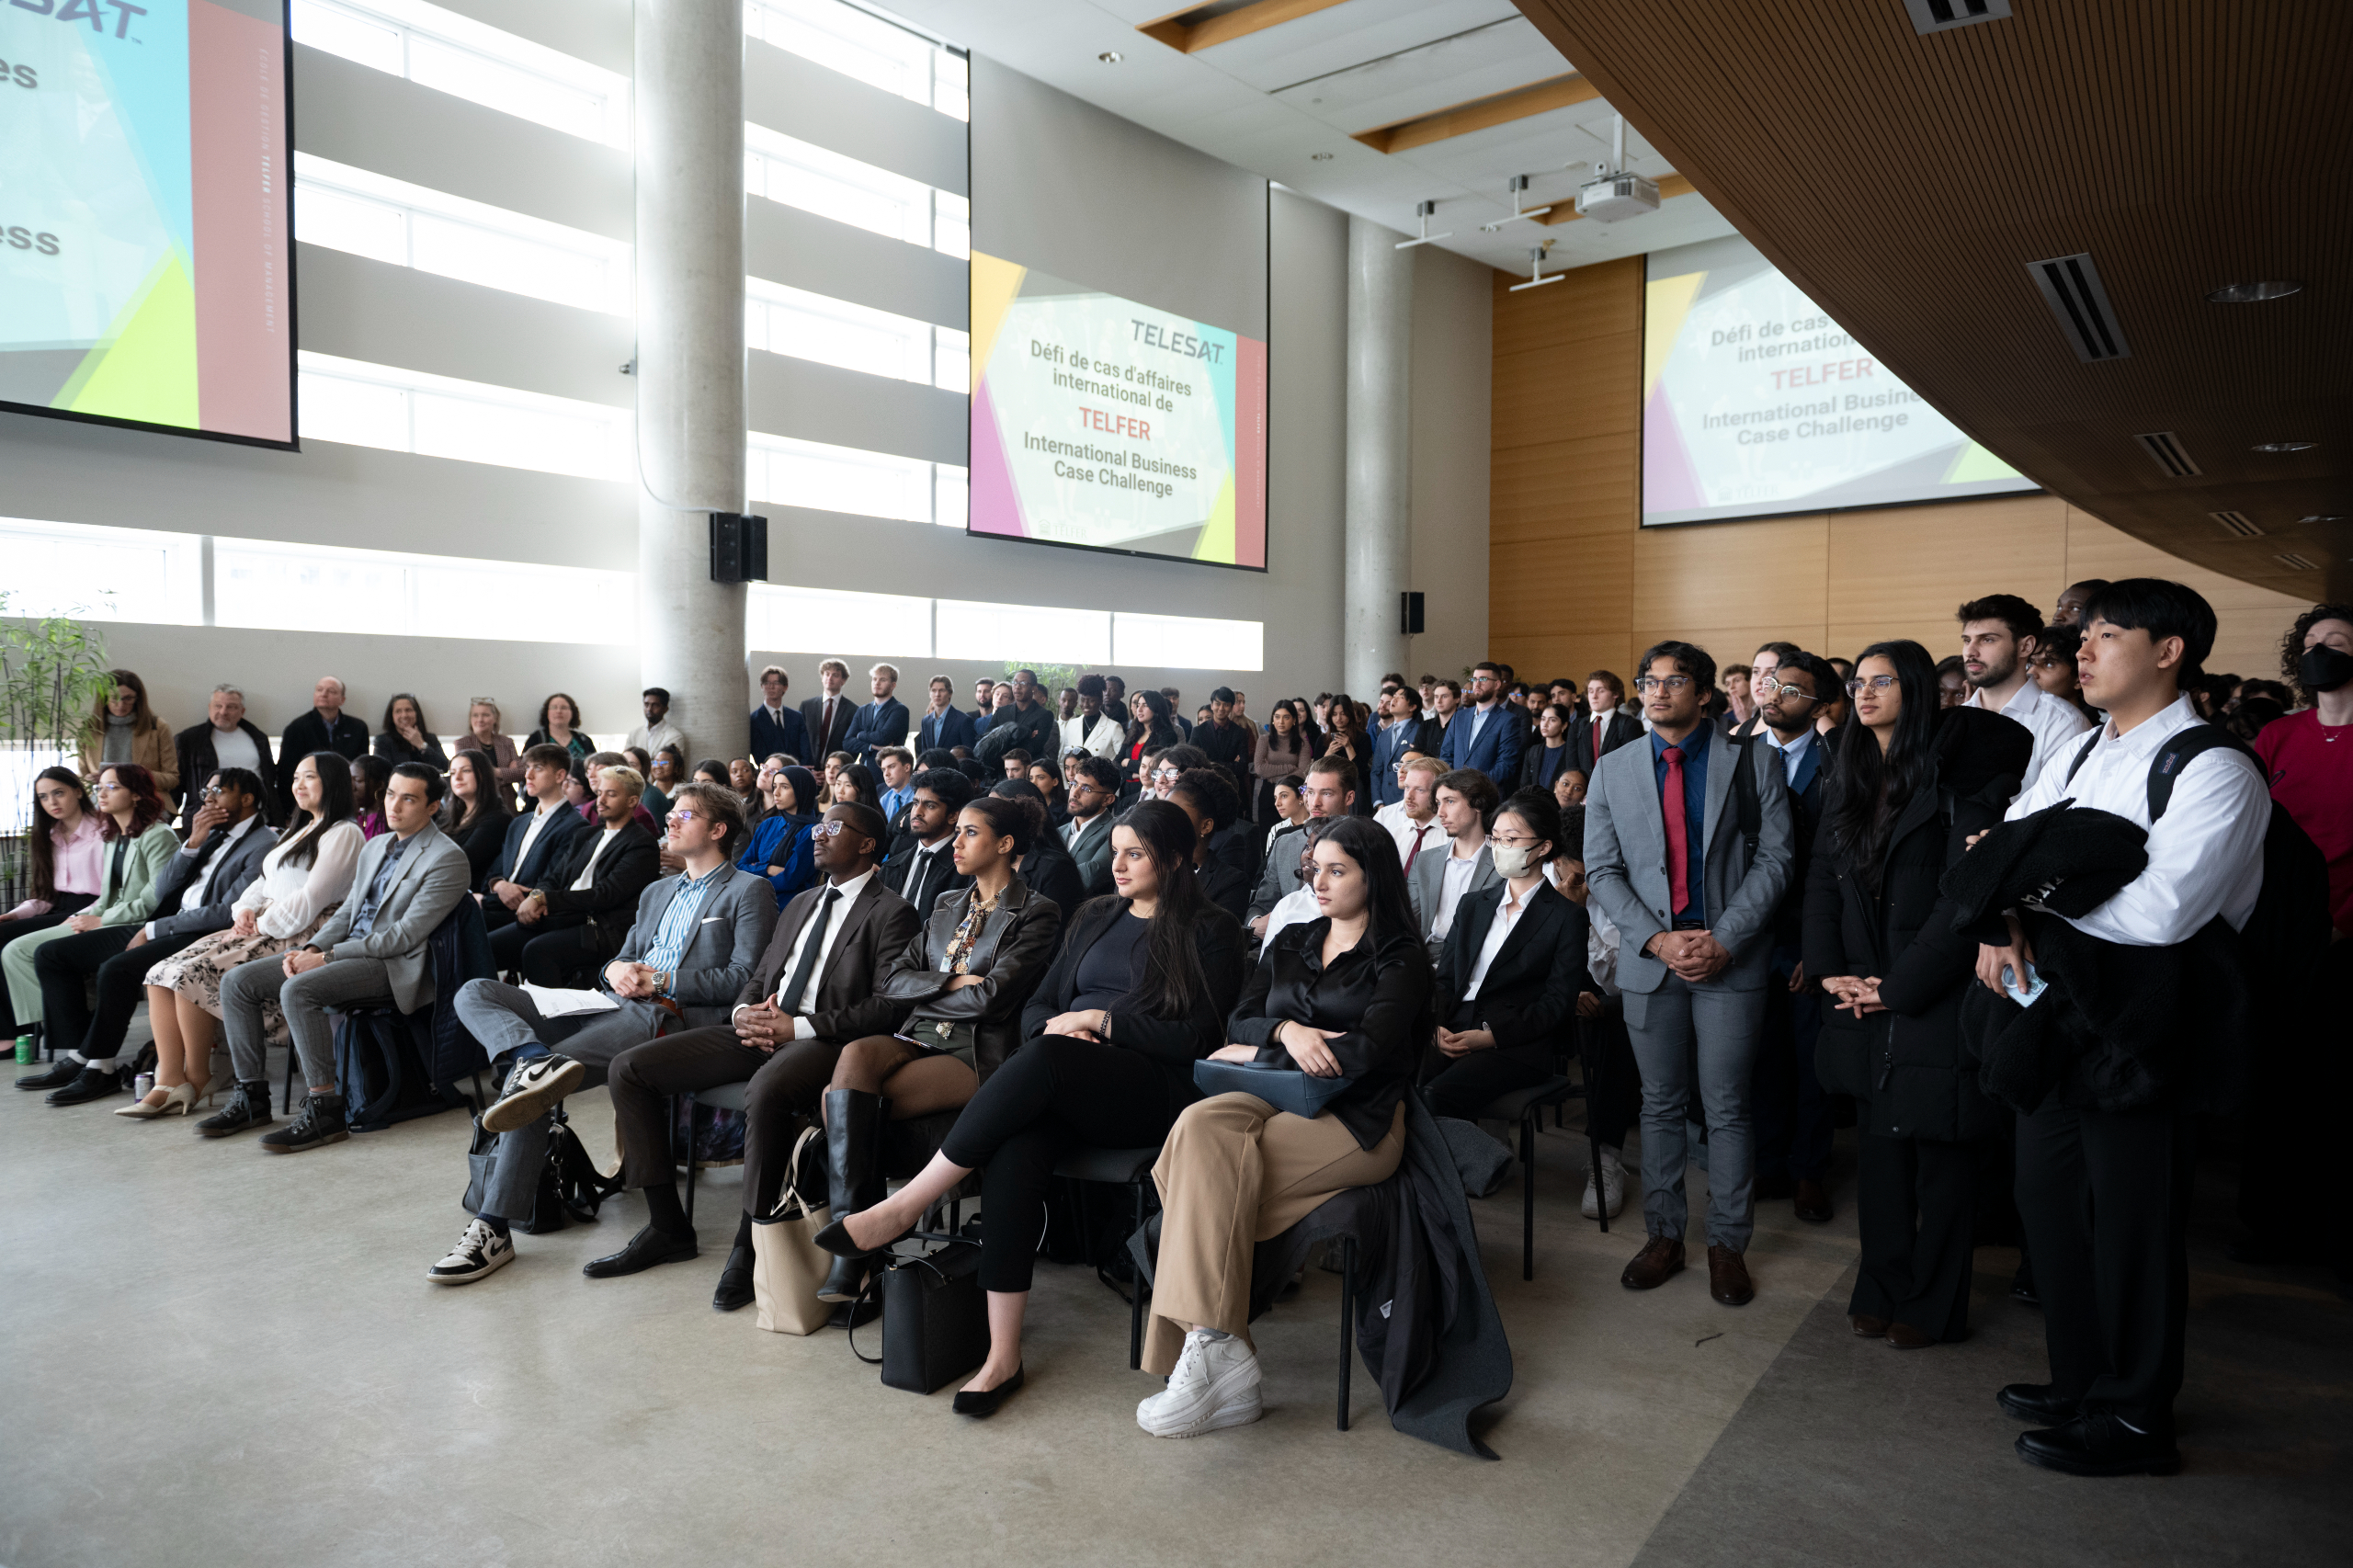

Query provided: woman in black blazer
[373,692,449,770]
[1804,642,2029,1350]
[819,800,1242,1415]
[991,779,1084,922]
[1166,766,1252,926]
[1421,789,1590,1121]
[1517,703,1579,795]
[440,749,514,888]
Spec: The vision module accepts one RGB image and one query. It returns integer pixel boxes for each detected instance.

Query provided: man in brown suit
[589,802,918,1306]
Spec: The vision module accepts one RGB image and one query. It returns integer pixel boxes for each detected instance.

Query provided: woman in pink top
[0,768,106,1039]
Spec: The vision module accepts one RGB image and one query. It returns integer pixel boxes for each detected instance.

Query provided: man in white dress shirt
[1373,754,1447,872]
[1973,580,2267,1479]
[1959,594,2091,794]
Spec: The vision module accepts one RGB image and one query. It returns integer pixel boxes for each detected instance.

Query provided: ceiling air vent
[2211,511,2264,538]
[2134,431,2201,478]
[2028,253,2131,362]
[1902,0,2013,33]
[2274,552,2318,572]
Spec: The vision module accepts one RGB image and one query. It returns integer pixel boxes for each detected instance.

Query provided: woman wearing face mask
[2259,603,2353,941]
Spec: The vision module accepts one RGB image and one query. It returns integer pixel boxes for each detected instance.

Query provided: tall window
[747,277,969,392]
[745,123,969,258]
[291,0,631,147]
[745,0,967,119]
[298,352,631,483]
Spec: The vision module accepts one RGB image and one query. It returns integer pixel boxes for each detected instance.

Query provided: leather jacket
[875,876,1063,1081]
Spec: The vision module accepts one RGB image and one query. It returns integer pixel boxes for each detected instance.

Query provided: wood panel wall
[1488,260,2311,690]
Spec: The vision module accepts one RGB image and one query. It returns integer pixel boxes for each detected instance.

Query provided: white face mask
[1490,843,1539,879]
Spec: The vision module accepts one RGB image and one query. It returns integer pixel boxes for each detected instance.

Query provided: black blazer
[881,835,970,920]
[918,706,979,756]
[1020,897,1245,1103]
[1229,918,1433,1150]
[174,719,281,829]
[750,704,811,764]
[443,808,512,889]
[1431,880,1590,1070]
[1015,833,1085,925]
[800,694,858,759]
[483,801,588,893]
[275,710,369,816]
[1569,710,1643,777]
[373,730,450,771]
[536,820,660,921]
[1517,739,1577,793]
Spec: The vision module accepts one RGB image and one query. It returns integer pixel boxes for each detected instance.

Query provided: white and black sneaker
[482,1053,585,1133]
[1137,1329,1263,1438]
[427,1219,515,1284]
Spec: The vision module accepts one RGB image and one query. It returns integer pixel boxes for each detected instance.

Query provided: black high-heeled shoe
[813,1210,913,1258]
[951,1364,1023,1417]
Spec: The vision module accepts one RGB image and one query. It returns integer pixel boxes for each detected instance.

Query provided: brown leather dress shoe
[1792,1178,1833,1223]
[1884,1322,1936,1349]
[1849,1313,1888,1337]
[1707,1244,1754,1306]
[1620,1234,1687,1290]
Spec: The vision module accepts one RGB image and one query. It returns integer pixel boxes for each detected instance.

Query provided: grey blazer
[308,822,472,1012]
[605,861,781,1032]
[1248,822,1309,920]
[1583,727,1794,994]
[147,818,278,943]
[1409,840,1500,960]
[1063,812,1116,899]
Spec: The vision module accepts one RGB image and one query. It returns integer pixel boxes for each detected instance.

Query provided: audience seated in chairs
[576,804,917,1295]
[172,685,278,833]
[1060,756,1120,898]
[1419,788,1591,1122]
[195,763,470,1153]
[440,750,514,890]
[0,769,106,1040]
[800,795,1065,1311]
[124,754,365,1119]
[373,691,449,772]
[879,767,974,920]
[351,756,392,839]
[818,801,1243,1415]
[988,779,1084,922]
[1410,767,1501,961]
[1247,755,1355,940]
[1130,813,1430,1437]
[489,765,661,986]
[24,767,277,1107]
[1166,767,1252,926]
[458,699,525,793]
[426,781,777,1284]
[572,751,662,836]
[480,744,588,932]
[738,764,821,909]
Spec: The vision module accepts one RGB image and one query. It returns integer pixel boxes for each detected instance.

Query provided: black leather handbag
[850,1243,989,1393]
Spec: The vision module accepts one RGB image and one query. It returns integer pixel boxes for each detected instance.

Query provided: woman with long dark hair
[1805,640,2029,1349]
[1133,814,1432,1437]
[3,765,176,1051]
[76,669,176,795]
[0,769,105,1039]
[1319,694,1376,816]
[1251,699,1312,823]
[736,764,819,908]
[1121,689,1180,796]
[439,749,514,888]
[820,800,1245,1415]
[373,692,449,769]
[125,753,365,1118]
[527,692,593,758]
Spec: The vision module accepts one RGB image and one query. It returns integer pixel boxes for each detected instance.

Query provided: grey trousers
[452,979,662,1222]
[222,955,399,1089]
[1624,976,1767,1253]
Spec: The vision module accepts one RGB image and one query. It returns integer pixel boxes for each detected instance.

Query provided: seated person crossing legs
[487,765,660,986]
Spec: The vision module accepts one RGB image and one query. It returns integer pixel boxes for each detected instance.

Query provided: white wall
[1408,243,1495,686]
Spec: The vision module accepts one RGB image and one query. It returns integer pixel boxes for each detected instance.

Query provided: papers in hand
[519,983,620,1017]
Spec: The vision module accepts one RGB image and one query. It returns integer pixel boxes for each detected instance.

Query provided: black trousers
[1852,1131,1982,1341]
[0,895,97,1036]
[2237,939,2342,1245]
[1753,955,1832,1183]
[488,911,598,987]
[2014,1096,2196,1431]
[938,1035,1179,1293]
[1582,999,1643,1150]
[34,923,209,1062]
[1419,1044,1549,1121]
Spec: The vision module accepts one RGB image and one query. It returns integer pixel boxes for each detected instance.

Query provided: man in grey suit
[1584,640,1793,1308]
[201,763,473,1153]
[423,779,778,1284]
[1062,756,1121,898]
[1409,767,1502,960]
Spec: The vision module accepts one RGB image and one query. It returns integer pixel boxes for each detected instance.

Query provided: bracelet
[1097,1009,1111,1040]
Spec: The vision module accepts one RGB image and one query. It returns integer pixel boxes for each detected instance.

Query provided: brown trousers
[605,1025,847,1216]
[1143,1094,1405,1375]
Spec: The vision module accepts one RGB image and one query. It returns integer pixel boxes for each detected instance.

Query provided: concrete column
[634,0,746,759]
[1343,214,1412,701]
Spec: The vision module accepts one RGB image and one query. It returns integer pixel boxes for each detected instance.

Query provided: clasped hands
[733,1000,788,1052]
[1040,1005,1107,1041]
[604,960,662,999]
[1643,927,1731,982]
[1207,1019,1343,1077]
[1435,1025,1495,1058]
[1818,974,1885,1018]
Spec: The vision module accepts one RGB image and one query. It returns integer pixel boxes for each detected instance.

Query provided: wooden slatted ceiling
[1508,0,2353,599]
[1137,0,1354,55]
[1348,73,1598,154]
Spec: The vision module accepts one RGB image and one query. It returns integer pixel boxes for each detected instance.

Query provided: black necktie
[778,886,840,1016]
[823,699,836,741]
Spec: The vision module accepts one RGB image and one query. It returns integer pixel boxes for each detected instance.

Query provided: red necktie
[1405,824,1428,872]
[1661,744,1691,916]
[1592,717,1605,760]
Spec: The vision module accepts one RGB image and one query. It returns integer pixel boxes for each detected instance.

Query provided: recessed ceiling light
[1311,152,1333,161]
[2206,280,2302,303]
[2300,514,2347,524]
[1097,50,1121,63]
[2254,441,2319,452]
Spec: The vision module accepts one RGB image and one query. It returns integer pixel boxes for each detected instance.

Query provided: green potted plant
[0,593,117,908]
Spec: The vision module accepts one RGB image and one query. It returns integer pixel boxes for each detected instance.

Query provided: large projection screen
[1643,235,2031,526]
[0,0,295,449]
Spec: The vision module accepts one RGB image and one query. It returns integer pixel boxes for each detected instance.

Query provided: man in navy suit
[1439,661,1526,785]
[915,674,978,755]
[843,662,911,766]
[480,744,590,936]
[751,665,812,763]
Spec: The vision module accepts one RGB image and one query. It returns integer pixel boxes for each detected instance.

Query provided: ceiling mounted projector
[1576,170,1659,222]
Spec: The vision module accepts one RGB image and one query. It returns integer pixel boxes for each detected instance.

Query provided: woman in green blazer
[3,765,180,1034]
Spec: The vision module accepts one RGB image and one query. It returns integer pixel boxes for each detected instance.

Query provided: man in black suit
[174,685,278,829]
[844,663,911,767]
[492,763,660,984]
[276,676,369,818]
[915,674,978,756]
[974,668,1057,768]
[1571,671,1643,777]
[481,744,590,935]
[1728,642,1803,740]
[751,664,812,763]
[880,767,972,918]
[801,658,857,760]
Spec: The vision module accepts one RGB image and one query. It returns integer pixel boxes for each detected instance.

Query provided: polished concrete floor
[4,1057,2346,1568]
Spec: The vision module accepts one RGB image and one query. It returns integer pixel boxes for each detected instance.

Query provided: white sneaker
[1583,1148,1626,1220]
[1138,1329,1263,1438]
[427,1219,515,1284]
[482,1052,584,1133]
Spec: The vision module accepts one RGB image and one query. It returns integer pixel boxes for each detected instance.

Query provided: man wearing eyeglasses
[1439,661,1526,784]
[427,780,777,1286]
[1061,756,1122,898]
[1585,640,1794,1310]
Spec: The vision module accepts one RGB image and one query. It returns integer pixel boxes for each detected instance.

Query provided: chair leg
[1522,1109,1537,1282]
[1130,1179,1149,1370]
[1336,1234,1356,1432]
[281,1042,297,1114]
[681,1094,698,1227]
[1590,1129,1608,1234]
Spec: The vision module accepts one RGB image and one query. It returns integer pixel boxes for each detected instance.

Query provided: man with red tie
[1582,641,1794,1310]
[1574,670,1644,775]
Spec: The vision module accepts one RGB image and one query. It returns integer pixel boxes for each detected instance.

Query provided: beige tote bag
[751,1125,833,1335]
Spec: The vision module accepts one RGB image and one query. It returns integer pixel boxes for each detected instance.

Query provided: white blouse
[233,819,365,938]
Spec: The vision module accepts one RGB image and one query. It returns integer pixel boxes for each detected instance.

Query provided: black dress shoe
[1791,1178,1833,1223]
[584,1224,699,1278]
[17,1059,83,1092]
[2010,1278,2042,1308]
[813,1211,912,1259]
[45,1064,126,1106]
[1998,1382,2080,1425]
[2016,1411,2179,1476]
[712,1244,755,1312]
[950,1364,1024,1417]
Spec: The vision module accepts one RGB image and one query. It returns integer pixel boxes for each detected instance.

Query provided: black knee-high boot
[819,1088,888,1301]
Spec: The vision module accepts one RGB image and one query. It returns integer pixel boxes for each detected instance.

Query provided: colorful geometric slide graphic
[1,0,292,446]
[970,250,1266,569]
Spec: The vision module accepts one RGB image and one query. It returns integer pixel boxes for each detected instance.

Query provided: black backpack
[460,1108,621,1234]
[333,1007,468,1131]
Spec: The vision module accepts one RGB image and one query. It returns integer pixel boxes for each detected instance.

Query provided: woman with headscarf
[735,763,821,908]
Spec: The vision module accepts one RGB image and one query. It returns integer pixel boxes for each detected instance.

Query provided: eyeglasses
[1631,675,1693,694]
[665,809,698,824]
[1847,675,1899,694]
[1153,766,1181,780]
[1490,831,1544,847]
[811,819,849,838]
[199,784,227,799]
[1757,679,1818,703]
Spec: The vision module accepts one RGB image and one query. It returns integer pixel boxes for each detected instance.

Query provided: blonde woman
[460,698,525,790]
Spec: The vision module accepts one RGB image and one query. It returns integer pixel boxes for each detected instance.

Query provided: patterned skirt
[145,909,335,1045]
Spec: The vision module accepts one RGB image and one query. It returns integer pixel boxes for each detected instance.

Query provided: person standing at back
[1440,662,1525,785]
[1573,672,1643,774]
[1958,594,2089,792]
[802,660,857,759]
[1583,641,1794,1309]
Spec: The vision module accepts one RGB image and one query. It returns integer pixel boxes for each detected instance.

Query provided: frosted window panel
[406,563,633,643]
[751,436,931,523]
[747,585,931,658]
[290,0,404,73]
[215,542,410,635]
[746,0,930,105]
[1114,613,1265,673]
[0,519,201,626]
[407,34,610,142]
[933,51,968,120]
[933,327,970,393]
[933,191,970,259]
[936,599,1109,665]
[411,214,613,312]
[749,280,931,382]
[745,129,929,247]
[297,373,411,451]
[293,183,407,266]
[412,392,626,482]
[933,464,968,528]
